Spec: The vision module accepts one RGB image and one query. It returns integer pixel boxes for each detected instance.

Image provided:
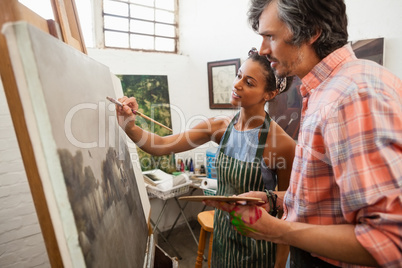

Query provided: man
[206,0,402,267]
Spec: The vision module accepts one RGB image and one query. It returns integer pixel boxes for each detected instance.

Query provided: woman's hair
[248,48,293,94]
[248,0,348,59]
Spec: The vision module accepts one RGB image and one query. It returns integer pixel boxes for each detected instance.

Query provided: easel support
[0,1,86,266]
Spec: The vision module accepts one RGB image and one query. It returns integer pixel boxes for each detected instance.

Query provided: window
[103,0,178,53]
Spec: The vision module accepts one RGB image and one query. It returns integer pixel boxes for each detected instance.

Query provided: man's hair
[248,0,349,59]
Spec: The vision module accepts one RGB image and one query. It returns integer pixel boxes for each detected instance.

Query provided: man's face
[257,1,311,78]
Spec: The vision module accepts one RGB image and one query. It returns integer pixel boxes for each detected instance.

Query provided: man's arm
[236,191,378,265]
[278,219,378,266]
[205,200,379,266]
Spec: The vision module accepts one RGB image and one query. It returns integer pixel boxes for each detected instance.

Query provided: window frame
[99,0,179,53]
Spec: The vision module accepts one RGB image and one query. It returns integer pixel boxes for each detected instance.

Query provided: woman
[115,48,296,268]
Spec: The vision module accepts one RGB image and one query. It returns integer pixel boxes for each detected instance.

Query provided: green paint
[230,211,257,236]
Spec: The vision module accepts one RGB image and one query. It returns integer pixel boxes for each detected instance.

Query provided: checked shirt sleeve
[326,76,402,267]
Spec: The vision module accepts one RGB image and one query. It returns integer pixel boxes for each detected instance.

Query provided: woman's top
[223,115,277,190]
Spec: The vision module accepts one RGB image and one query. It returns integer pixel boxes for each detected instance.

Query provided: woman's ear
[264,90,279,101]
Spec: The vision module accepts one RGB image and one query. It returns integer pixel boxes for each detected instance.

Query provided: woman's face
[230,59,271,109]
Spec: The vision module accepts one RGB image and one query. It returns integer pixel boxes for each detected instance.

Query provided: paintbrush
[106,96,173,132]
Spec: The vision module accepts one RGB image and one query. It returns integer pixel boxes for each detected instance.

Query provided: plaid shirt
[283,43,402,267]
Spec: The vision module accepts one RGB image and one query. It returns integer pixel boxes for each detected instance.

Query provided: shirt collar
[300,43,355,97]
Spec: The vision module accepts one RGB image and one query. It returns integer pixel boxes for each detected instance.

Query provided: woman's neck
[235,108,266,131]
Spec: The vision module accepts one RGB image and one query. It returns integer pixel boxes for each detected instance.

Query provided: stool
[195,210,215,268]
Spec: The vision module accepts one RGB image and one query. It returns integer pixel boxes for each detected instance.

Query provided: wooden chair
[195,210,215,268]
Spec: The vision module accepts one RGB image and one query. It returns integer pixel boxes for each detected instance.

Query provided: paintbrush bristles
[106,96,123,106]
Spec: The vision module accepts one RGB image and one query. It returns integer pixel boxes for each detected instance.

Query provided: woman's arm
[115,96,229,155]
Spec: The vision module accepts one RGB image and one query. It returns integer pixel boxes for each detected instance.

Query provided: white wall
[0,81,50,267]
[345,0,402,78]
[1,0,401,266]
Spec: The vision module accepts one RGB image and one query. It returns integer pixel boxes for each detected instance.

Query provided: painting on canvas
[3,22,149,267]
[351,37,384,65]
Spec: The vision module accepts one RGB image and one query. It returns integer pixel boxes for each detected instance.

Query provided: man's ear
[308,28,322,45]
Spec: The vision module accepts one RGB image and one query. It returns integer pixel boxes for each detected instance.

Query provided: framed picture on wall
[350,37,384,65]
[208,58,240,109]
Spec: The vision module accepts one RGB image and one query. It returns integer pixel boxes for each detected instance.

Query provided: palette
[179,195,265,205]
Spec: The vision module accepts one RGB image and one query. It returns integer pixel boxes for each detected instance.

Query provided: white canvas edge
[110,73,151,222]
[2,21,85,267]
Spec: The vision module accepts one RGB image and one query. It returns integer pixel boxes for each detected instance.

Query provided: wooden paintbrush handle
[135,111,173,132]
[107,96,172,132]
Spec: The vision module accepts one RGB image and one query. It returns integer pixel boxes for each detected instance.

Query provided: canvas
[3,22,149,267]
[351,38,384,65]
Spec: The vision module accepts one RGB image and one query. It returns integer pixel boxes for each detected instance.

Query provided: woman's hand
[115,96,138,132]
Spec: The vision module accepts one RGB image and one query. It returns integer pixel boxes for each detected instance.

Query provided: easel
[0,1,89,266]
[1,2,176,266]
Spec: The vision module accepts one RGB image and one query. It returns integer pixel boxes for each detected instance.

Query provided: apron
[211,112,276,268]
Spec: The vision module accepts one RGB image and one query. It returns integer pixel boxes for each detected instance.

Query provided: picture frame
[208,58,240,109]
[118,74,175,173]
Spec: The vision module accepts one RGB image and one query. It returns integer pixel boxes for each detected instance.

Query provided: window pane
[130,20,154,34]
[155,10,174,24]
[130,4,154,20]
[105,31,129,48]
[155,24,175,37]
[131,34,154,50]
[19,0,54,19]
[103,0,178,52]
[104,16,129,31]
[155,37,175,52]
[130,0,154,7]
[104,0,128,16]
[155,0,174,11]
[75,0,94,47]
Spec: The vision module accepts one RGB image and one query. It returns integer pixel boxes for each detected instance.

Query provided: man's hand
[204,194,284,241]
